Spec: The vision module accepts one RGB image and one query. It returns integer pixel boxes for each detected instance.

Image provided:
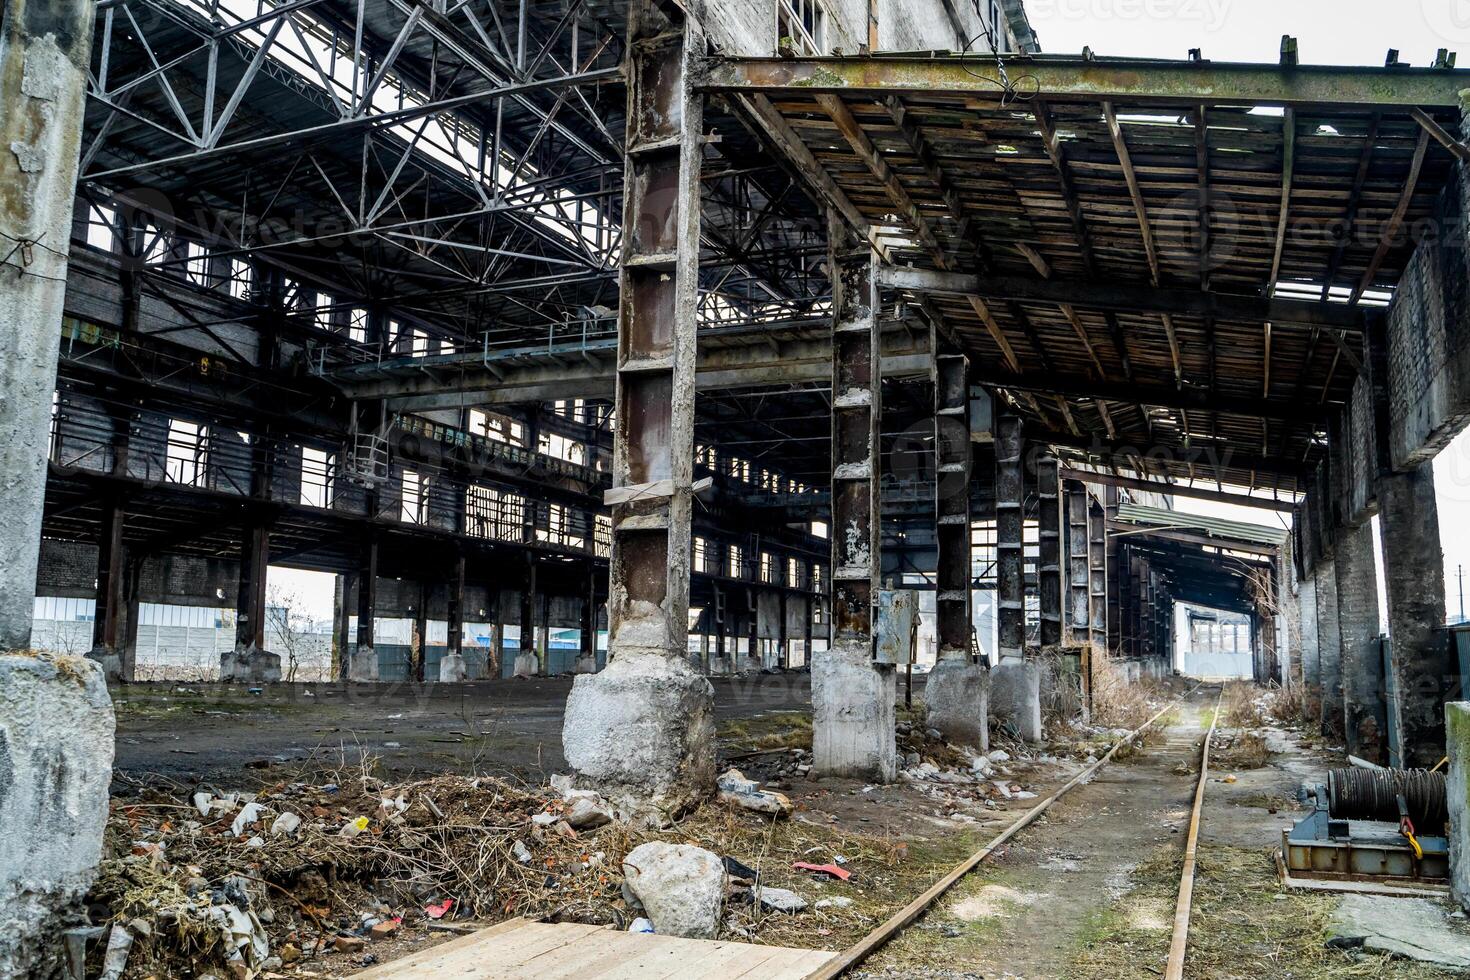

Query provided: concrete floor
[109,673,844,790]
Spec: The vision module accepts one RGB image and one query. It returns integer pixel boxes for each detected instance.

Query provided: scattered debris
[717,769,794,817]
[793,862,851,882]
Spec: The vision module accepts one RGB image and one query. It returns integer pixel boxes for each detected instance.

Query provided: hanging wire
[958,0,1038,108]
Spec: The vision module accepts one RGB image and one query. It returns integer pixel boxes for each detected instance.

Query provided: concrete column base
[512,652,539,678]
[219,644,282,683]
[562,650,716,820]
[84,646,123,683]
[924,658,990,750]
[1447,702,1470,911]
[707,656,732,676]
[347,648,379,682]
[437,653,467,683]
[735,655,762,674]
[812,640,897,782]
[574,654,598,674]
[990,661,1043,743]
[0,653,115,978]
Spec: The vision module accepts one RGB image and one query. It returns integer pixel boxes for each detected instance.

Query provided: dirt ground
[108,673,841,791]
[859,686,1458,980]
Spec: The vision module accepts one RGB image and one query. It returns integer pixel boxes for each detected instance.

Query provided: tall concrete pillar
[350,539,379,681]
[221,523,281,682]
[1298,571,1320,705]
[0,2,97,649]
[514,559,539,677]
[332,572,354,680]
[87,501,127,680]
[561,0,716,816]
[1315,557,1343,739]
[925,353,987,748]
[439,553,467,682]
[575,568,598,674]
[1065,482,1090,647]
[811,215,895,781]
[1380,464,1450,768]
[1336,520,1386,764]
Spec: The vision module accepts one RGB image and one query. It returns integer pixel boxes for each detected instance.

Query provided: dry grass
[1266,683,1307,724]
[1089,655,1162,731]
[1221,681,1266,728]
[1212,731,1273,770]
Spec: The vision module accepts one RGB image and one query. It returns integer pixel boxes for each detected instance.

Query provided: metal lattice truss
[79,0,830,353]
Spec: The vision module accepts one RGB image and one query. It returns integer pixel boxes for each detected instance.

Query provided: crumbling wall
[0,652,114,978]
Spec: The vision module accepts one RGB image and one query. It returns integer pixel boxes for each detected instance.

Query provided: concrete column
[1380,464,1451,768]
[1105,487,1122,653]
[1298,570,1320,708]
[575,567,598,674]
[332,572,354,680]
[350,539,379,681]
[1036,454,1063,648]
[514,559,539,677]
[1088,498,1107,652]
[926,353,987,749]
[121,557,140,682]
[1315,557,1343,739]
[0,3,96,650]
[1336,520,1386,763]
[439,554,467,682]
[221,523,281,682]
[812,214,895,782]
[712,584,729,674]
[561,0,716,816]
[87,501,127,680]
[1445,701,1470,911]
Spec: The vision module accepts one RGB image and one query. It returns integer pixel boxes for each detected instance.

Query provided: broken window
[84,203,116,252]
[538,503,585,550]
[166,420,208,487]
[728,544,745,579]
[539,431,586,466]
[300,446,336,508]
[465,484,524,542]
[693,536,710,573]
[777,0,826,55]
[401,469,423,524]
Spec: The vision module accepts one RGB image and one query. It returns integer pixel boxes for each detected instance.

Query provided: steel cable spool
[1326,767,1447,828]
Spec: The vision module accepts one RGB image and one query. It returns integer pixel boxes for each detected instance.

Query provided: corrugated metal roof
[1115,503,1288,547]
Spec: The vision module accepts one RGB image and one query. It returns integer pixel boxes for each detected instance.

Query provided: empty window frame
[465,484,524,541]
[84,203,116,252]
[400,469,424,524]
[184,241,211,287]
[538,503,585,550]
[300,446,336,508]
[539,431,586,465]
[166,420,208,486]
[760,551,778,584]
[594,512,612,557]
[227,258,253,301]
[348,308,368,343]
[777,0,826,55]
[787,557,802,589]
[468,409,526,447]
[727,543,746,579]
[693,536,711,574]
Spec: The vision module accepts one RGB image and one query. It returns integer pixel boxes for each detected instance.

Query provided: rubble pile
[88,773,634,978]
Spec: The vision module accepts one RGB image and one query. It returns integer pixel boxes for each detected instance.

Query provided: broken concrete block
[0,653,115,980]
[1329,894,1470,969]
[812,639,896,781]
[621,842,726,939]
[924,658,990,750]
[754,886,807,913]
[562,651,716,819]
[564,796,613,830]
[512,652,539,678]
[717,768,793,817]
[437,652,467,683]
[989,661,1043,743]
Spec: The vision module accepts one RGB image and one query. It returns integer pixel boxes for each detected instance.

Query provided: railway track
[807,683,1221,980]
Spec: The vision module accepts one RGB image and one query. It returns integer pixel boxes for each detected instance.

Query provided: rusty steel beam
[1037,453,1063,648]
[703,55,1470,108]
[996,413,1026,663]
[935,353,972,662]
[1088,498,1108,652]
[1065,481,1091,647]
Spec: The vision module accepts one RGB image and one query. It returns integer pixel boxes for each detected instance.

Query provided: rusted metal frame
[92,501,128,655]
[1195,106,1222,466]
[1088,497,1107,652]
[1411,107,1470,163]
[967,367,1321,423]
[604,5,703,660]
[817,94,948,262]
[1351,127,1432,304]
[883,95,993,271]
[1065,481,1091,647]
[1321,115,1380,298]
[702,56,1470,108]
[829,214,882,650]
[734,93,888,262]
[935,353,972,662]
[1103,101,1181,388]
[1037,453,1063,647]
[447,550,466,658]
[237,521,272,652]
[995,412,1026,663]
[1033,101,1098,277]
[875,266,1366,331]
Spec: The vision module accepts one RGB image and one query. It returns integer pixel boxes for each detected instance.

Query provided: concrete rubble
[620,842,727,939]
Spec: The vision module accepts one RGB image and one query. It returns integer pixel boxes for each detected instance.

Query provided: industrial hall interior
[14,0,1470,976]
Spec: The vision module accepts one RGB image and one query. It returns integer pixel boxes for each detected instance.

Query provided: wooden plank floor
[352,918,837,979]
